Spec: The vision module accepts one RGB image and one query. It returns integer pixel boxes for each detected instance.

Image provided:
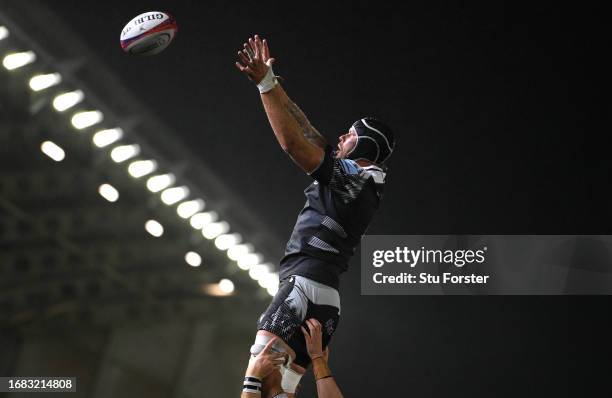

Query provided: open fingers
[244,41,255,58]
[253,36,261,59]
[248,38,257,59]
[235,61,247,72]
[238,50,251,65]
[242,35,270,64]
[248,37,257,53]
[263,39,270,60]
[238,51,250,65]
[254,35,264,58]
[243,43,254,60]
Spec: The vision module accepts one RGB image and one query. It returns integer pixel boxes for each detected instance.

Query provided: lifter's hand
[235,34,275,85]
[301,318,325,360]
[245,337,286,379]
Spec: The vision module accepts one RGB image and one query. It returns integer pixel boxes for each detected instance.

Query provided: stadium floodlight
[214,233,242,251]
[204,279,235,296]
[29,73,62,91]
[110,144,140,163]
[40,141,65,162]
[0,26,9,40]
[146,173,175,193]
[145,219,164,237]
[2,51,36,70]
[248,263,270,281]
[202,221,229,240]
[93,128,123,148]
[161,186,190,205]
[218,279,235,294]
[185,251,202,267]
[52,90,84,112]
[227,243,253,261]
[258,272,279,289]
[128,159,157,178]
[98,183,119,202]
[267,284,279,297]
[71,110,103,130]
[238,252,262,271]
[189,211,218,229]
[177,199,205,219]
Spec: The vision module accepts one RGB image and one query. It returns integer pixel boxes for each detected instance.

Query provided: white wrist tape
[243,376,262,395]
[257,63,278,94]
[280,367,303,394]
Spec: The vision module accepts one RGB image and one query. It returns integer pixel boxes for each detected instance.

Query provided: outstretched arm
[279,93,328,149]
[260,84,325,173]
[236,35,327,173]
[267,84,327,150]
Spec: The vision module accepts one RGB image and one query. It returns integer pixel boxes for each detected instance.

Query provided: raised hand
[301,318,325,360]
[235,34,275,85]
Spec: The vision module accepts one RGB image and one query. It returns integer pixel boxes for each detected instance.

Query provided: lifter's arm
[302,319,344,398]
[236,35,326,173]
[241,338,285,397]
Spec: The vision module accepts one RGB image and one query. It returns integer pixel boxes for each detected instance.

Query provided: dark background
[30,1,611,396]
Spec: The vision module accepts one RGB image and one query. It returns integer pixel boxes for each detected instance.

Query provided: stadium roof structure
[0,2,283,330]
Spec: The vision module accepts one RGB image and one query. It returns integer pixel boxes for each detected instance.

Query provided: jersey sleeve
[309,145,336,184]
[309,145,373,204]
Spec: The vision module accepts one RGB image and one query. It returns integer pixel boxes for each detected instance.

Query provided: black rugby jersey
[279,145,386,290]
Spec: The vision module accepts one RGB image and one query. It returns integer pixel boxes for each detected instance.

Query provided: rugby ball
[120,11,177,55]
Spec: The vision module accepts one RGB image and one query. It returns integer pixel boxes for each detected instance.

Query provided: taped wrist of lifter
[243,376,262,395]
[257,65,278,93]
[312,357,332,380]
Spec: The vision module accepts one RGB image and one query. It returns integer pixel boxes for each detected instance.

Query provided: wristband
[257,64,278,94]
[312,357,332,380]
[243,376,262,395]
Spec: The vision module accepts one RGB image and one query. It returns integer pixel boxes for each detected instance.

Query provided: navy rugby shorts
[257,275,341,367]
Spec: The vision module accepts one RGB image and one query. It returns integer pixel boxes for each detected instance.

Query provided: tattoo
[284,100,328,148]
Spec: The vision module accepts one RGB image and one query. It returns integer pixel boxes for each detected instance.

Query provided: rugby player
[236,34,395,397]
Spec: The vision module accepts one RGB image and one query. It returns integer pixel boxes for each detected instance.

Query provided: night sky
[47,1,608,396]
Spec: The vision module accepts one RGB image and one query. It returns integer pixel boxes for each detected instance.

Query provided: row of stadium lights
[1,26,279,297]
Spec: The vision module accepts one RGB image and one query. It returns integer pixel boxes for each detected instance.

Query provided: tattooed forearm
[284,100,328,148]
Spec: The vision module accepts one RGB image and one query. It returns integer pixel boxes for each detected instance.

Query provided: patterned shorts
[257,275,341,367]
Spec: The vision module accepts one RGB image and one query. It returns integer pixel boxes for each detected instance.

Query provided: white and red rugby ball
[120,11,177,55]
